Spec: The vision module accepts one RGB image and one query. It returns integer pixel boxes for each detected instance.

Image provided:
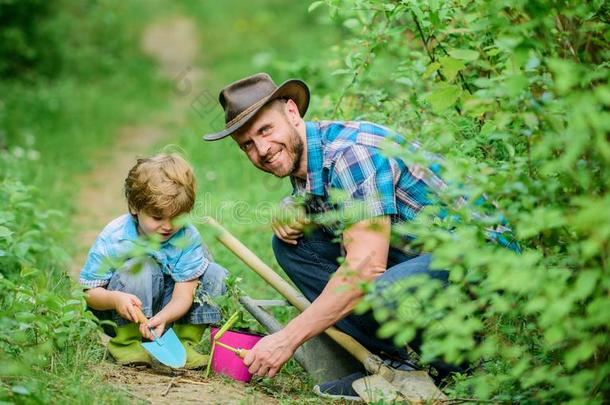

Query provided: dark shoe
[312,357,418,401]
[313,372,364,402]
[381,356,418,371]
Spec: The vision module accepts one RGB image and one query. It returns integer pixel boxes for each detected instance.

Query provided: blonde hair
[124,153,196,217]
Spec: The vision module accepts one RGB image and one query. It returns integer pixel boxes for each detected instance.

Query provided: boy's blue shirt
[79,214,210,288]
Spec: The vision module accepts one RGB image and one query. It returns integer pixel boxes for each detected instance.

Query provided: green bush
[310,0,610,403]
[0,1,162,400]
[0,0,58,77]
[0,152,103,403]
[0,0,144,79]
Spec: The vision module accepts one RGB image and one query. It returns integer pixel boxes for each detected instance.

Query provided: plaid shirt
[291,120,518,250]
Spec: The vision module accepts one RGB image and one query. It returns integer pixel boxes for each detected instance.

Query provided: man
[203,73,463,400]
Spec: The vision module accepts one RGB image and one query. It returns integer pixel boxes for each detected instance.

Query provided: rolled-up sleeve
[79,236,114,288]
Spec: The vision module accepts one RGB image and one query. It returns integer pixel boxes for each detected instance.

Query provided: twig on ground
[161,377,177,397]
[179,378,210,386]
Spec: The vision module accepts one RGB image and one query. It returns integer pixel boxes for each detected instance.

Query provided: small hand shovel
[134,307,186,368]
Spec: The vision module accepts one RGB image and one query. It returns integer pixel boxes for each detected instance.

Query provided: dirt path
[70,125,168,276]
[70,17,277,404]
[70,17,203,274]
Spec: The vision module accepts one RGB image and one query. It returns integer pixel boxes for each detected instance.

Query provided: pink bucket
[210,327,263,382]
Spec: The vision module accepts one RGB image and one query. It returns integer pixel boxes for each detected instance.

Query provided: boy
[79,153,227,368]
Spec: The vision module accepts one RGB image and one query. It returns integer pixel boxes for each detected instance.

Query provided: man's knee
[272,235,292,269]
[374,254,448,293]
[271,235,310,278]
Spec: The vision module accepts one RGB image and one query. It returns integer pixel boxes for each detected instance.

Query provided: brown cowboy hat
[202,72,310,141]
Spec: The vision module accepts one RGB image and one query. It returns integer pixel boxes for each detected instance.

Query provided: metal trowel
[134,307,186,368]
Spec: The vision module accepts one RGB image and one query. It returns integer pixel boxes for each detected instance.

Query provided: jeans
[91,258,228,335]
[272,227,449,360]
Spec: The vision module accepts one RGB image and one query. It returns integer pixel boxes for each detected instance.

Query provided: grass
[1,0,347,403]
[1,0,171,207]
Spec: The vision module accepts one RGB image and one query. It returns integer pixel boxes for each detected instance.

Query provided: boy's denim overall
[91,258,228,336]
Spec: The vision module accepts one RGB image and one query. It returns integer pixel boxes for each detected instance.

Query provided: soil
[100,363,277,404]
[70,16,278,404]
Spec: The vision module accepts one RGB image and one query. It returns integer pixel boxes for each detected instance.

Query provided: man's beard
[265,126,304,178]
[287,126,304,177]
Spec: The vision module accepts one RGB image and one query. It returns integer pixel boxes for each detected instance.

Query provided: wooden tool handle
[215,341,248,359]
[132,306,161,341]
[205,217,375,366]
[133,306,148,324]
[205,217,312,311]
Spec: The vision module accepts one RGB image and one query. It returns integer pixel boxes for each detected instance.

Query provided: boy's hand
[139,315,166,341]
[112,291,142,322]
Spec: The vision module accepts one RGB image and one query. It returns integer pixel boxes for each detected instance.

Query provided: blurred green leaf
[0,226,13,239]
[564,342,595,370]
[547,58,579,94]
[425,85,462,111]
[448,48,479,61]
[439,56,466,82]
[308,1,324,13]
[423,62,441,78]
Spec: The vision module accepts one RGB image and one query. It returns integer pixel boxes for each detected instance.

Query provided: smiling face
[231,99,307,179]
[131,209,180,241]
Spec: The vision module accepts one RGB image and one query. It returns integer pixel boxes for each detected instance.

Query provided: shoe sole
[312,385,362,402]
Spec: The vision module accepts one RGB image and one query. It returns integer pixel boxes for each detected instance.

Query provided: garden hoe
[204,217,447,404]
[214,341,248,359]
[134,307,186,368]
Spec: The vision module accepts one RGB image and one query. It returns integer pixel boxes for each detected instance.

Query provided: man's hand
[260,216,392,367]
[139,314,167,340]
[243,330,296,377]
[272,217,310,245]
[112,291,142,322]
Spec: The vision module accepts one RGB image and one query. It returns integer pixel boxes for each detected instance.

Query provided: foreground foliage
[307,0,609,403]
[0,0,163,402]
[0,154,115,403]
